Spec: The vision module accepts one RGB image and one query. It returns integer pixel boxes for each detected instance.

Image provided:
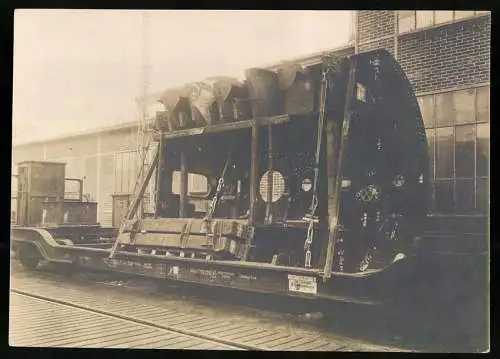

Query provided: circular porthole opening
[301,178,312,192]
[259,171,286,203]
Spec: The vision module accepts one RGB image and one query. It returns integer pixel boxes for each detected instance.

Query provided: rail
[10,270,404,351]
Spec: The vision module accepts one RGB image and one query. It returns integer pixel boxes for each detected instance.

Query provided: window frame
[171,170,211,198]
[398,11,416,34]
[397,10,489,34]
[415,10,435,30]
[419,86,490,215]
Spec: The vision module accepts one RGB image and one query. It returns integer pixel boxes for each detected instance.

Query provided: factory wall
[356,10,490,217]
[11,127,144,227]
[12,10,490,227]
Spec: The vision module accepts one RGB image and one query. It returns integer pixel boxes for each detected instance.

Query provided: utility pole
[137,10,151,219]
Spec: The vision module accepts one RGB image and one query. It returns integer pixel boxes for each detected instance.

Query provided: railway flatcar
[11,49,431,305]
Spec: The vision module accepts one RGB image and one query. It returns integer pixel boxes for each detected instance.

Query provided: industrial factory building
[12,11,490,233]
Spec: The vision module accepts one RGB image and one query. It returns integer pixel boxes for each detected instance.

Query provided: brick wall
[356,11,395,43]
[355,11,490,223]
[398,16,490,93]
[358,37,395,58]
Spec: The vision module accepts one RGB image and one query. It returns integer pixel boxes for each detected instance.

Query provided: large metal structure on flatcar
[11,49,430,304]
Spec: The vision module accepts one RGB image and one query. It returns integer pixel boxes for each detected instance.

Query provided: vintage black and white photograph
[10,9,490,352]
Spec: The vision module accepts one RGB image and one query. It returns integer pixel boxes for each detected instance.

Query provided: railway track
[9,262,406,351]
[10,291,243,350]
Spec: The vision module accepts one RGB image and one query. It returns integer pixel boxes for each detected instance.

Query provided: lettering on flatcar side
[287,275,317,295]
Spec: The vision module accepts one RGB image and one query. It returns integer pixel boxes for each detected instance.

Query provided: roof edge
[13,42,354,149]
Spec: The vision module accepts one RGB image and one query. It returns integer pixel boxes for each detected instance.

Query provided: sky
[12,10,353,144]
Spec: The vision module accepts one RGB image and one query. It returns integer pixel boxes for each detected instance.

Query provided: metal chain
[204,152,232,221]
[303,66,330,268]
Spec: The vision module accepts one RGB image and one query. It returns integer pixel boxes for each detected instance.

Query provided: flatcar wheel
[17,245,40,270]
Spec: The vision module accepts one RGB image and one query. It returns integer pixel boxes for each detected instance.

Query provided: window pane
[436,127,454,179]
[476,87,490,123]
[434,11,454,24]
[454,11,475,20]
[435,92,454,127]
[455,179,475,214]
[428,182,436,214]
[476,123,490,177]
[454,89,475,125]
[418,95,435,128]
[416,11,434,29]
[455,125,476,178]
[398,11,415,33]
[435,180,454,214]
[476,178,489,215]
[426,128,435,180]
[172,171,209,196]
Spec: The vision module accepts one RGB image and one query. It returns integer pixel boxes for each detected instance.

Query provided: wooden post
[249,123,260,224]
[242,123,260,261]
[322,59,357,279]
[179,150,188,218]
[265,125,273,223]
[320,120,338,271]
[154,133,163,218]
[79,179,84,202]
[109,145,160,258]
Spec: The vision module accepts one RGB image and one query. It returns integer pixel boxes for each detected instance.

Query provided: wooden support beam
[154,132,163,218]
[322,58,357,279]
[109,145,160,258]
[153,114,290,140]
[249,123,260,224]
[179,150,188,218]
[265,125,273,223]
[241,123,260,261]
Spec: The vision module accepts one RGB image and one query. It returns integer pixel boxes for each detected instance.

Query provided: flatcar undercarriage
[11,49,429,304]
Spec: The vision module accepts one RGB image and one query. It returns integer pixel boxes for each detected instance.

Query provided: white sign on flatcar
[287,275,317,295]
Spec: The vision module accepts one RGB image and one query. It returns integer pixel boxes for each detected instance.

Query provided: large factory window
[455,125,476,178]
[477,87,490,123]
[425,128,436,180]
[398,11,416,34]
[418,95,435,128]
[435,92,454,127]
[416,11,434,29]
[418,86,490,215]
[434,11,454,24]
[434,180,454,214]
[454,89,476,125]
[476,123,489,178]
[398,11,489,33]
[455,179,475,214]
[476,178,489,215]
[436,127,454,179]
[454,11,475,20]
